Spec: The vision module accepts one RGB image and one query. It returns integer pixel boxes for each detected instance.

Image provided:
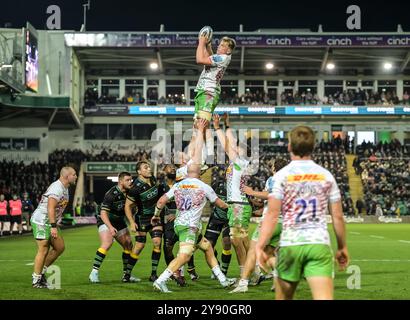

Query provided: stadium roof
[68,31,410,77]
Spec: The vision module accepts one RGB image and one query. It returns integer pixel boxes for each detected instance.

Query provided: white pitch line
[25,262,34,266]
[398,240,410,244]
[352,259,410,262]
[349,232,361,235]
[370,235,385,239]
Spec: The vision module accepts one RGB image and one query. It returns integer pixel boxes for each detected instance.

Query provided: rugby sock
[92,248,107,271]
[157,268,173,283]
[187,255,195,272]
[164,245,175,265]
[151,248,161,274]
[238,278,249,287]
[41,266,48,275]
[180,265,185,277]
[122,250,131,272]
[212,265,227,283]
[124,253,139,275]
[221,249,232,274]
[240,265,244,277]
[32,273,42,284]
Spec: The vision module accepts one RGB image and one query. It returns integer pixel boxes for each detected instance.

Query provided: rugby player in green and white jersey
[194,34,236,122]
[30,166,77,288]
[256,126,349,300]
[151,164,236,293]
[230,158,288,293]
[213,113,252,278]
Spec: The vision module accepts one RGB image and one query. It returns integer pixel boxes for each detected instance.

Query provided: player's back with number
[167,178,217,229]
[273,161,340,246]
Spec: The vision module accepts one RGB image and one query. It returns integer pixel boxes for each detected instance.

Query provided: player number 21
[295,198,317,223]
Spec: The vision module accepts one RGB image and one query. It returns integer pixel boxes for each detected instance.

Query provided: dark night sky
[1,0,410,32]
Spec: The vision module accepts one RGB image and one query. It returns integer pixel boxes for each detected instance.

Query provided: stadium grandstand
[1,22,410,301]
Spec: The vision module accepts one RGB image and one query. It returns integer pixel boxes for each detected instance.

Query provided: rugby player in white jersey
[213,113,252,278]
[151,119,235,292]
[30,166,77,288]
[256,126,349,300]
[230,158,288,293]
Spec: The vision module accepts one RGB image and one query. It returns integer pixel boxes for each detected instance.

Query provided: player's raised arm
[196,37,212,65]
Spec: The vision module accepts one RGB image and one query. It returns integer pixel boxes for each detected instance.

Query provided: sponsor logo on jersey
[287,174,325,183]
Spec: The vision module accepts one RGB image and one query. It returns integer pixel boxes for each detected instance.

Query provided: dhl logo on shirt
[180,184,199,189]
[59,199,69,209]
[287,174,325,183]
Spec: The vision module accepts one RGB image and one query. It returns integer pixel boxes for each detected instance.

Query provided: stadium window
[11,138,25,150]
[298,80,317,94]
[132,124,157,140]
[125,79,144,104]
[108,124,132,140]
[147,80,159,105]
[220,80,238,104]
[0,138,11,150]
[101,79,120,103]
[403,80,410,104]
[165,80,185,105]
[362,80,374,87]
[245,80,264,94]
[324,80,343,97]
[377,80,397,97]
[26,139,40,151]
[84,124,108,140]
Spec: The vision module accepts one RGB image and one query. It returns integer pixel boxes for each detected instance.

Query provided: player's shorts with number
[227,203,252,229]
[174,225,200,245]
[252,222,282,248]
[194,89,220,118]
[276,244,334,282]
[32,222,52,240]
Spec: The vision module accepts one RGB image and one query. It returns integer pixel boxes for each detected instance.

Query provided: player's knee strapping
[150,229,163,239]
[178,243,195,257]
[135,235,147,243]
[198,237,211,251]
[230,226,248,239]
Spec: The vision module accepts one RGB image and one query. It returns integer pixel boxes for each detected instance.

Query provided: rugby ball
[198,26,213,43]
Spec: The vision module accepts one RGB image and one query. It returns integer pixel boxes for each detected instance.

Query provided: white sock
[240,265,244,277]
[180,265,185,276]
[239,278,249,286]
[32,273,41,284]
[212,265,227,283]
[42,266,48,275]
[157,268,173,283]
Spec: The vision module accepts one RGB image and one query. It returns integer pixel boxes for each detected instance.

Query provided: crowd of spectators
[86,87,409,108]
[354,140,410,216]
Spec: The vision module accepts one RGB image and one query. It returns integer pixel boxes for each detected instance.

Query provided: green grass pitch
[1,224,410,300]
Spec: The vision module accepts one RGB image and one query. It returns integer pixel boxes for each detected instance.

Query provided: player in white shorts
[256,126,349,300]
[30,166,77,288]
[152,164,236,293]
